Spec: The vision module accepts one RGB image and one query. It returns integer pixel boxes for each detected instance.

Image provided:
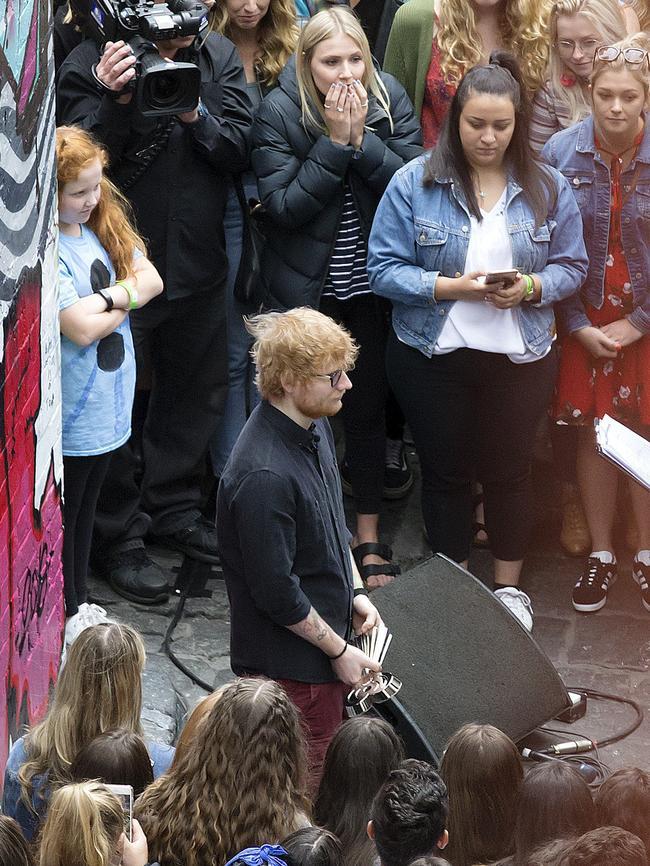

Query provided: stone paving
[88,441,650,772]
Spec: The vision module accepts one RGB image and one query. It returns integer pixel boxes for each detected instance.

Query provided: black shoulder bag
[233,176,267,309]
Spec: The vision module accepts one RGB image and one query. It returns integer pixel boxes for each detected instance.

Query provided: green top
[383,0,441,119]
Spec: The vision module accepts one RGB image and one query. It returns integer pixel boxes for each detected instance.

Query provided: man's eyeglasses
[555,38,599,57]
[313,369,351,387]
[595,45,649,66]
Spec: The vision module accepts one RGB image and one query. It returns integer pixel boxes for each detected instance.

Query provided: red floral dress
[554,133,650,426]
[421,29,456,149]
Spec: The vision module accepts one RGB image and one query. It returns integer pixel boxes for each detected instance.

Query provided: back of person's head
[314,717,404,866]
[284,828,344,866]
[562,826,648,866]
[512,761,595,865]
[20,624,146,796]
[136,678,309,866]
[370,759,448,866]
[38,781,124,866]
[425,51,556,229]
[70,728,154,798]
[595,768,650,857]
[0,816,33,866]
[522,837,576,866]
[246,309,358,401]
[439,723,523,866]
[173,691,222,766]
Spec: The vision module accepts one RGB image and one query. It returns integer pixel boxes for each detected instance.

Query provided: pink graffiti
[0,278,64,775]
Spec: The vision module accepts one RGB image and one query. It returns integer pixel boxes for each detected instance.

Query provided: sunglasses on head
[595,45,649,66]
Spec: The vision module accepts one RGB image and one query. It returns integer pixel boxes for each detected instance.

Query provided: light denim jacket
[542,114,650,336]
[367,155,589,357]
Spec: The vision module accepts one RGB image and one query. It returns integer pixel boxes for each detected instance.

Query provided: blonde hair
[136,678,310,866]
[245,307,358,400]
[590,31,650,92]
[18,624,146,806]
[210,0,299,87]
[39,782,124,866]
[437,0,552,92]
[56,126,146,281]
[296,7,392,133]
[547,0,627,125]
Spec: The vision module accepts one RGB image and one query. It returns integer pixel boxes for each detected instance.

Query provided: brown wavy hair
[56,125,146,280]
[18,624,145,808]
[135,678,310,866]
[209,0,299,87]
[437,0,552,93]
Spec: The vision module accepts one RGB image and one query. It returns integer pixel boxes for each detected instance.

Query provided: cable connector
[542,738,594,755]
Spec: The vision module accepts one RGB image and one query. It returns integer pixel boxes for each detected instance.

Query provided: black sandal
[352,542,401,585]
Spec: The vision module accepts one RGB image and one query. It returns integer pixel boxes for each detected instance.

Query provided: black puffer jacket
[251,60,422,309]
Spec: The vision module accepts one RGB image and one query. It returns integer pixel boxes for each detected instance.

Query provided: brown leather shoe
[560,484,591,557]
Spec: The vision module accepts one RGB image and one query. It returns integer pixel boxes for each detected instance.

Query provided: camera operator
[57,15,252,602]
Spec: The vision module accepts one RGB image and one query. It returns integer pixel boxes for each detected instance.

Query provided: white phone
[105,783,133,842]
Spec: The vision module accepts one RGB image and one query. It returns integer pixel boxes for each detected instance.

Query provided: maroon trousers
[277,678,348,791]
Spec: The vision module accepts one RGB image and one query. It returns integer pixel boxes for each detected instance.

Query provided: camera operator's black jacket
[251,59,422,311]
[57,34,252,300]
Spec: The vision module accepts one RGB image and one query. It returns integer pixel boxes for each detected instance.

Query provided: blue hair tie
[224,845,290,866]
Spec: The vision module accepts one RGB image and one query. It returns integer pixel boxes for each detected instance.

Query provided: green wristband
[522,274,535,301]
[115,279,138,310]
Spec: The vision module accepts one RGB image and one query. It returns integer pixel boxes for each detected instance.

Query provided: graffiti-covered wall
[0,0,65,775]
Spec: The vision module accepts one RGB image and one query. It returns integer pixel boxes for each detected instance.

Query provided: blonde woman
[39,781,152,866]
[529,0,630,154]
[136,679,310,866]
[383,0,551,148]
[251,6,421,586]
[2,624,174,842]
[206,0,299,481]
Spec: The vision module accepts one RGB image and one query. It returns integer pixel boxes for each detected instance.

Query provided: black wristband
[98,289,114,311]
[328,642,348,661]
[354,587,369,597]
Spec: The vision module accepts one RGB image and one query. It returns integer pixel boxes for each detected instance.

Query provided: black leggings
[387,331,558,562]
[63,452,111,616]
[320,293,389,514]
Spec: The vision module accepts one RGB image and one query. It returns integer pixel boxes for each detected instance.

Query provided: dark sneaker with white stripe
[572,557,617,612]
[633,556,650,612]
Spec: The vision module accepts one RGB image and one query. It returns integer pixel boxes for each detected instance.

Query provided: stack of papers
[595,415,650,491]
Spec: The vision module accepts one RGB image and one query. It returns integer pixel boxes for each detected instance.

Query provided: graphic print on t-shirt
[89,259,125,372]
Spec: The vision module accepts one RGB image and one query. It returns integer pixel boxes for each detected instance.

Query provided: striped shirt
[322,184,371,300]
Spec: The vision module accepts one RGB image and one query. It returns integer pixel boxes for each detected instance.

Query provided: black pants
[94,291,228,549]
[387,330,558,562]
[320,294,389,514]
[63,452,112,615]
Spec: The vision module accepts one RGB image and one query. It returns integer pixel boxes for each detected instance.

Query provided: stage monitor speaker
[373,554,570,759]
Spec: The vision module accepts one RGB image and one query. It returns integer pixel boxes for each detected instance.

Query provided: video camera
[82,0,209,116]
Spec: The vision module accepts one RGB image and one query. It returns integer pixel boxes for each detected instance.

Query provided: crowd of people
[2,623,650,865]
[8,0,650,860]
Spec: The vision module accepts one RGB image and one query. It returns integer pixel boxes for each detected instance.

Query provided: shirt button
[438,308,445,316]
[624,218,631,224]
[454,271,461,278]
[461,225,468,232]
[636,272,642,279]
[419,232,427,242]
[631,248,638,254]
[624,185,631,192]
[573,177,580,186]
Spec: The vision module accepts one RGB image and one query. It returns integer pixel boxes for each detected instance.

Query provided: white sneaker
[79,602,111,625]
[64,607,95,646]
[495,587,534,632]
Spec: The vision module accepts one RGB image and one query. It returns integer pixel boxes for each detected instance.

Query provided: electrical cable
[162,566,215,693]
[567,688,644,748]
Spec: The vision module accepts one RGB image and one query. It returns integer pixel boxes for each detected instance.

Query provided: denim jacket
[542,115,650,336]
[367,156,589,357]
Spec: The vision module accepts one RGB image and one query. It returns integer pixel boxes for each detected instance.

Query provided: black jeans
[320,293,389,514]
[63,452,112,615]
[387,330,558,562]
[94,291,228,549]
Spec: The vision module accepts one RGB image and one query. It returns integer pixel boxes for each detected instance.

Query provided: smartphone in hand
[106,783,133,842]
[484,269,519,287]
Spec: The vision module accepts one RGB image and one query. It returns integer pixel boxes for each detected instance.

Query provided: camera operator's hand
[96,41,136,103]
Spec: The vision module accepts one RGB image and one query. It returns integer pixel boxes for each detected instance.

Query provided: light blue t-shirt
[58,226,136,456]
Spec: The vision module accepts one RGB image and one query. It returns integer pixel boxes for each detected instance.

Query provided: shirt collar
[260,401,320,451]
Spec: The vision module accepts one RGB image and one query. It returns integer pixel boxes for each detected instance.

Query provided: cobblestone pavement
[88,443,650,772]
